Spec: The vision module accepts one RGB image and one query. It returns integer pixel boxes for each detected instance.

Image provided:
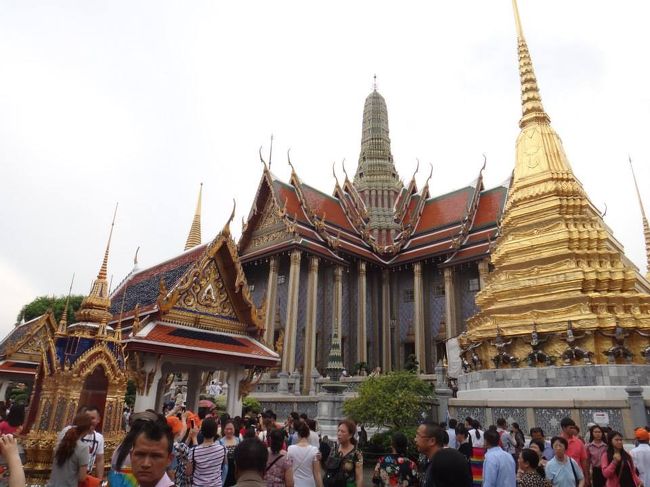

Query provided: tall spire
[75,206,117,324]
[184,183,203,251]
[353,79,403,244]
[512,0,550,128]
[629,156,650,278]
[57,273,75,335]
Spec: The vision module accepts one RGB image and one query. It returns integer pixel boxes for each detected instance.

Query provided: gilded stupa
[464,0,650,366]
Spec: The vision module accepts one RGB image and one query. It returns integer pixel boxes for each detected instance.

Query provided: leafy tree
[124,380,137,407]
[242,396,262,415]
[17,295,84,324]
[342,371,434,430]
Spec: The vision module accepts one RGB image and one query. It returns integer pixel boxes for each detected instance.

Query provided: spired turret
[353,80,403,245]
[464,0,650,366]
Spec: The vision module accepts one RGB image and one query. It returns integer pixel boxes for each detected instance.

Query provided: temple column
[303,256,319,394]
[0,382,9,402]
[357,261,367,364]
[264,257,279,345]
[282,250,301,373]
[225,367,246,417]
[185,366,201,412]
[133,353,163,412]
[478,258,489,290]
[382,269,392,371]
[444,267,458,338]
[333,266,343,338]
[413,262,426,372]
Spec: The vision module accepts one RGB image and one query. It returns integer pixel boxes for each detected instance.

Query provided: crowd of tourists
[0,401,648,487]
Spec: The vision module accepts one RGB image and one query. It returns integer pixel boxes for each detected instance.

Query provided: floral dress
[373,454,418,487]
[173,441,190,487]
[333,448,363,487]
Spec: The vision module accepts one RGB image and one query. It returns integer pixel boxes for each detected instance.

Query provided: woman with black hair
[265,428,294,487]
[586,425,607,487]
[0,405,24,435]
[517,449,546,487]
[288,421,322,487]
[47,412,92,487]
[601,431,641,487]
[372,432,418,487]
[455,424,473,462]
[188,418,227,487]
[219,420,241,487]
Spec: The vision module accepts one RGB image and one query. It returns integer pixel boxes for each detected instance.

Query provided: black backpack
[323,451,349,487]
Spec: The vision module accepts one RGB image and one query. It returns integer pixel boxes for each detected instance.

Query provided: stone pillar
[282,250,302,373]
[413,262,426,372]
[225,368,246,417]
[185,366,201,412]
[434,363,452,423]
[626,385,649,430]
[133,354,163,412]
[303,256,319,394]
[0,382,9,402]
[357,261,367,364]
[264,256,279,345]
[444,267,458,338]
[382,269,392,372]
[478,258,489,290]
[333,266,343,340]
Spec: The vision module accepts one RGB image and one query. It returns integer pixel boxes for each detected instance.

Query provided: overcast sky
[1,0,649,339]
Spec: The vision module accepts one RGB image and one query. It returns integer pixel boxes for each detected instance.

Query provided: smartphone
[191,419,195,429]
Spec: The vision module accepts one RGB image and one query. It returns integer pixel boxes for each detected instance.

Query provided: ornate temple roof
[239,154,508,267]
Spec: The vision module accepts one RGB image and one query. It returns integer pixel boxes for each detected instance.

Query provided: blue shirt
[483,446,516,487]
[545,456,584,487]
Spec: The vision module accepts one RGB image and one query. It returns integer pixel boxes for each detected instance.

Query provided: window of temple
[278,275,285,285]
[404,289,414,302]
[433,284,445,296]
[468,278,480,292]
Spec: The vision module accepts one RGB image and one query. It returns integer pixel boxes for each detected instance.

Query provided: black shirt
[422,448,473,487]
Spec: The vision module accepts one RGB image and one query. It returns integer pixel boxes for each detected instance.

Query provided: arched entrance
[78,366,108,430]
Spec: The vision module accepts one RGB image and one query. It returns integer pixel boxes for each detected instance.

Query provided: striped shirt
[189,442,227,487]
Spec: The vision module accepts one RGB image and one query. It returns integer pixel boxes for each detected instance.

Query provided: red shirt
[562,433,587,464]
[0,421,20,435]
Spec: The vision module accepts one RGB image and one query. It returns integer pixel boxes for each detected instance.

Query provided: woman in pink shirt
[601,431,641,487]
[586,425,607,487]
[0,405,24,436]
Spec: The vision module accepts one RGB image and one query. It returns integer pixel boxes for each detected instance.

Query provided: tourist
[601,430,642,487]
[415,421,472,487]
[372,431,417,487]
[47,411,92,487]
[545,436,585,487]
[220,419,241,487]
[0,434,25,487]
[358,424,368,450]
[324,419,362,487]
[630,427,650,487]
[469,419,485,449]
[288,421,322,487]
[528,427,554,461]
[0,404,24,436]
[511,423,525,457]
[560,418,589,486]
[130,418,174,487]
[109,411,164,487]
[446,419,458,449]
[234,438,268,487]
[265,429,294,487]
[307,419,320,448]
[586,424,608,487]
[497,418,516,456]
[166,414,191,487]
[259,416,275,445]
[516,448,546,487]
[527,439,548,478]
[483,428,516,487]
[455,424,473,463]
[188,418,227,487]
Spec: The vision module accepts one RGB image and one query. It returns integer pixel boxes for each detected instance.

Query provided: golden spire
[629,156,650,277]
[184,183,203,251]
[57,273,75,335]
[512,0,550,128]
[75,205,117,324]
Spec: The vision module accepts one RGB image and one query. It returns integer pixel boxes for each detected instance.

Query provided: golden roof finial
[184,183,203,251]
[629,155,650,277]
[57,273,75,335]
[512,0,550,129]
[75,206,117,324]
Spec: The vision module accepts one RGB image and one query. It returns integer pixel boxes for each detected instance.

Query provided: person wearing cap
[560,417,589,487]
[631,428,650,487]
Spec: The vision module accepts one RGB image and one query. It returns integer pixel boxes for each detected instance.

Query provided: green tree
[17,295,85,323]
[124,380,137,407]
[342,371,434,430]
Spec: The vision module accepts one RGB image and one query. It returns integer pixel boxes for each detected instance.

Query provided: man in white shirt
[446,419,458,449]
[631,428,650,487]
[79,406,105,480]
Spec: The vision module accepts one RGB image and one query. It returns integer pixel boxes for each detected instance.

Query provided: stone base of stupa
[449,364,650,440]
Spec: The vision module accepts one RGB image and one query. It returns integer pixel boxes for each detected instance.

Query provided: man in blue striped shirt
[483,429,516,487]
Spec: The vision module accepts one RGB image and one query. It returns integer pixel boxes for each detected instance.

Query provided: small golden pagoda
[22,212,128,482]
[464,0,650,367]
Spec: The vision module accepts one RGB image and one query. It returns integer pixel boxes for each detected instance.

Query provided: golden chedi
[463,0,650,368]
